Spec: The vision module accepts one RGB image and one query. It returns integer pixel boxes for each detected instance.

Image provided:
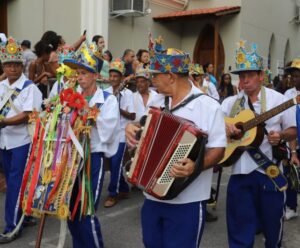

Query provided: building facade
[1,0,300,80]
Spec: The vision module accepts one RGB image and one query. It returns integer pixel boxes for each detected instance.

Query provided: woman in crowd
[218,73,237,102]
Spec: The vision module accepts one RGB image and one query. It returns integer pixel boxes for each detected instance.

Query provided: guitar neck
[243,98,295,131]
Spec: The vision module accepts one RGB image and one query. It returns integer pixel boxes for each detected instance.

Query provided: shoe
[118,192,130,200]
[23,217,37,227]
[0,231,21,244]
[206,211,218,222]
[104,196,118,208]
[285,207,298,220]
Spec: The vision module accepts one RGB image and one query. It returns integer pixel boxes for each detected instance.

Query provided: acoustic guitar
[219,96,300,167]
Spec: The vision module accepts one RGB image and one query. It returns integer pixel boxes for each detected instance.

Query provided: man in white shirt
[283,57,300,220]
[0,37,42,243]
[222,41,297,247]
[133,69,157,122]
[104,59,136,208]
[64,42,120,248]
[126,40,226,248]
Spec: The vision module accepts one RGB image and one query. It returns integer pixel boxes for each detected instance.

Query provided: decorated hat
[0,37,24,64]
[135,66,151,80]
[149,36,190,74]
[57,45,76,64]
[189,63,204,75]
[63,41,103,73]
[109,58,125,75]
[231,40,264,74]
[285,57,300,73]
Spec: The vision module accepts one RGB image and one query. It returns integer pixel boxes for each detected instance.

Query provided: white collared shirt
[221,87,296,175]
[0,74,43,149]
[284,87,298,99]
[105,87,135,142]
[144,83,227,204]
[85,87,121,156]
[133,89,158,122]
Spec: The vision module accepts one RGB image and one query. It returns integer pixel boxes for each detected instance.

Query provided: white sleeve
[97,95,120,144]
[206,104,227,148]
[208,83,220,101]
[221,97,234,116]
[20,85,43,111]
[126,90,135,113]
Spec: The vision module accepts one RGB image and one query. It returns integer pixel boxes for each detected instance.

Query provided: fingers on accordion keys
[135,129,143,141]
[139,115,147,127]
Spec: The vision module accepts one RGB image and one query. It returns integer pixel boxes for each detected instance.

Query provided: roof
[153,6,241,21]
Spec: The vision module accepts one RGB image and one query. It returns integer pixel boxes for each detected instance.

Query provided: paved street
[0,168,300,248]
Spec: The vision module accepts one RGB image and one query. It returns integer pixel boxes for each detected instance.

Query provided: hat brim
[284,66,300,73]
[63,59,96,73]
[230,68,263,75]
[109,69,123,76]
[2,59,24,65]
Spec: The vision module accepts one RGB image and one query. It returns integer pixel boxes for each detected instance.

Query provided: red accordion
[127,107,207,200]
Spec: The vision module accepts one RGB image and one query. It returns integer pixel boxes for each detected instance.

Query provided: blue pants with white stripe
[226,170,285,248]
[0,143,30,233]
[107,142,129,196]
[68,152,105,248]
[141,199,206,248]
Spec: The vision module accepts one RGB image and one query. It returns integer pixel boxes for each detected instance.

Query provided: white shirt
[221,87,296,175]
[87,88,120,157]
[203,79,220,100]
[105,87,135,142]
[133,89,157,122]
[284,87,298,99]
[0,74,43,149]
[145,83,227,204]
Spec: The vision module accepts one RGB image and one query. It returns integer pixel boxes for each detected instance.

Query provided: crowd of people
[0,30,299,248]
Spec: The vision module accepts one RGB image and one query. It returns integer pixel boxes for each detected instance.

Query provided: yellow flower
[6,43,17,54]
[266,165,280,178]
[237,52,246,64]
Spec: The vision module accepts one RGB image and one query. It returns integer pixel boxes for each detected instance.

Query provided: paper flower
[68,93,86,110]
[60,88,74,104]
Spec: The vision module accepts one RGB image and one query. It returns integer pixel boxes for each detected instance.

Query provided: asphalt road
[0,168,299,248]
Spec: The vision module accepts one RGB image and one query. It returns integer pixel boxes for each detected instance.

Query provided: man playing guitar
[221,41,297,247]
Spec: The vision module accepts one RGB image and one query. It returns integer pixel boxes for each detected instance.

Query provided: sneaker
[285,207,298,220]
[104,196,118,208]
[206,211,218,222]
[0,231,21,244]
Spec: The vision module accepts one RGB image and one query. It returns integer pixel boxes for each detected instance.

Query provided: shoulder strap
[103,90,111,101]
[165,93,204,113]
[14,80,34,94]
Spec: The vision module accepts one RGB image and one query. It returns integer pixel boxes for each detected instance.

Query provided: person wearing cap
[0,37,42,243]
[125,37,226,248]
[103,59,136,208]
[63,42,120,248]
[133,68,157,122]
[190,63,219,100]
[283,57,300,221]
[221,40,297,247]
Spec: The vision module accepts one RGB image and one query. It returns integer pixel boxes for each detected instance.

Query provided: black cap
[21,40,31,49]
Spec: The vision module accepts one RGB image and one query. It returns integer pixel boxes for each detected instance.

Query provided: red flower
[68,93,86,110]
[60,88,74,104]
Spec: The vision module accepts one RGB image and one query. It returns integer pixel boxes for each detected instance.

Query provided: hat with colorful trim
[285,57,300,72]
[231,40,264,74]
[149,36,190,74]
[135,65,151,80]
[0,37,24,64]
[63,41,103,73]
[57,45,76,64]
[189,63,204,75]
[109,58,125,75]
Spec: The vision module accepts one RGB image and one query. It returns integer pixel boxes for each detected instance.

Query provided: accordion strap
[164,93,204,113]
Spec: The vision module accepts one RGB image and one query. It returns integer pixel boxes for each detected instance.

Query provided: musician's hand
[225,123,241,137]
[290,153,300,166]
[267,130,281,146]
[170,158,195,178]
[125,123,140,148]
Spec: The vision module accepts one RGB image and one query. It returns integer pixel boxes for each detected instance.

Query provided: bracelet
[291,150,297,154]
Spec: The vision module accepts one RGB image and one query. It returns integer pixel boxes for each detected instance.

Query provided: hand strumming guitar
[225,123,241,137]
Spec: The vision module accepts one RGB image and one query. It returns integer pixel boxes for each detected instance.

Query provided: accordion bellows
[127,107,207,200]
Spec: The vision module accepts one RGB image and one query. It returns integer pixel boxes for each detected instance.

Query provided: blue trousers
[226,170,285,248]
[68,152,105,248]
[107,142,129,196]
[141,199,206,248]
[0,143,30,233]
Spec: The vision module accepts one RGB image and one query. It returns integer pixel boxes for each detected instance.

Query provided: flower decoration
[237,52,246,64]
[68,93,86,110]
[266,165,280,178]
[60,88,75,104]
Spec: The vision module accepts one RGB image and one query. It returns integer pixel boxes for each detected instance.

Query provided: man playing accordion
[125,38,226,248]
